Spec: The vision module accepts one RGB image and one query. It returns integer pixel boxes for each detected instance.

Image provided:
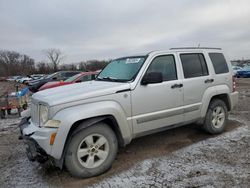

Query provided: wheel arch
[55,115,125,169]
[201,85,231,118]
[210,94,230,111]
[68,115,125,148]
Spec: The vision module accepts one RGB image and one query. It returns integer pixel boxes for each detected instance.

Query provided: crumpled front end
[19,117,58,163]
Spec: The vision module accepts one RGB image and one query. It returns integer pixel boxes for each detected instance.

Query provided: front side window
[54,72,62,80]
[65,73,82,82]
[146,55,177,81]
[97,56,147,82]
[80,75,93,82]
[209,53,229,74]
[65,72,78,77]
[180,53,209,78]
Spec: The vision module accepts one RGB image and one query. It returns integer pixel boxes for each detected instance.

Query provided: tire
[7,109,11,115]
[203,99,228,134]
[17,108,21,117]
[23,103,28,110]
[65,122,118,178]
[0,109,6,119]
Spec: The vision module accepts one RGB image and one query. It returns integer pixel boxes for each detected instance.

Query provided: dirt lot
[0,79,249,187]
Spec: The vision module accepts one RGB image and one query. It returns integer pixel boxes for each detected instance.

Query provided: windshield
[242,66,250,70]
[97,56,147,82]
[65,73,82,82]
[46,72,58,79]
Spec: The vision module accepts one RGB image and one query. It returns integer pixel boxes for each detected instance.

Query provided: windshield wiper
[96,76,128,82]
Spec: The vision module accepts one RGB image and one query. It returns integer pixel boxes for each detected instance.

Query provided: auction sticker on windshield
[125,58,141,64]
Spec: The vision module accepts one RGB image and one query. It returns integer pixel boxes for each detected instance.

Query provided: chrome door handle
[171,84,183,89]
[204,79,214,83]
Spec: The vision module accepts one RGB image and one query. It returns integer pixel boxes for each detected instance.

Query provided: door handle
[171,83,183,89]
[204,79,214,83]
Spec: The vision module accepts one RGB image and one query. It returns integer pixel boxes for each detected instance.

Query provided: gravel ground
[0,79,249,188]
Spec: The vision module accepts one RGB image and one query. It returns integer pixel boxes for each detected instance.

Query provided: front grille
[31,102,39,126]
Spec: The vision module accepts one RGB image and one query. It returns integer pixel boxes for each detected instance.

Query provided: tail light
[232,76,236,92]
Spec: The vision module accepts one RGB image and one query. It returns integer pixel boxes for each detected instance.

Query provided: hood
[32,80,131,106]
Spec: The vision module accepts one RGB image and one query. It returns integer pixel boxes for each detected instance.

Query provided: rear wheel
[203,99,228,134]
[65,122,118,178]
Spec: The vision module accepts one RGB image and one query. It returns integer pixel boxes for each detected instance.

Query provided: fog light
[50,133,57,145]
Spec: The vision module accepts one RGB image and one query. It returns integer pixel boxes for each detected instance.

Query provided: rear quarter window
[209,53,229,74]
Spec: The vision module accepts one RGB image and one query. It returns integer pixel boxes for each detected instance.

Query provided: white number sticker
[126,58,141,64]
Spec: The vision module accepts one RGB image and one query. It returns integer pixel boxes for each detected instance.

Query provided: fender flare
[54,116,107,169]
[50,101,132,160]
[200,85,230,117]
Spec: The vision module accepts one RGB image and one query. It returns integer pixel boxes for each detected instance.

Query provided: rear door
[178,53,213,122]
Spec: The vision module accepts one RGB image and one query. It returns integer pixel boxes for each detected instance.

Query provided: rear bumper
[229,91,239,110]
[19,117,57,162]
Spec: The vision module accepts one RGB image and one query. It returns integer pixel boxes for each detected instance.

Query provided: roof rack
[170,47,222,50]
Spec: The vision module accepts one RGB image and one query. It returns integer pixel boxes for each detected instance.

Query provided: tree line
[0,48,110,77]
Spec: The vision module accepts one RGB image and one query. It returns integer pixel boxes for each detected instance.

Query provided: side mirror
[141,72,163,85]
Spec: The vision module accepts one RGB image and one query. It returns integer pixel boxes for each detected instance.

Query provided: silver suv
[19,47,238,178]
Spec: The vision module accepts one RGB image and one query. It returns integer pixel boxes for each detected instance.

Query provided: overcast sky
[0,0,250,63]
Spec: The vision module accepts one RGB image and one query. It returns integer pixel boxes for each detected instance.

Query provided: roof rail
[170,47,222,50]
[147,50,157,55]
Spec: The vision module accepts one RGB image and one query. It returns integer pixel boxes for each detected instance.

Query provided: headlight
[44,120,61,128]
[39,105,49,126]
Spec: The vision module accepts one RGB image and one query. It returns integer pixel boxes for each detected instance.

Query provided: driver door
[131,54,184,135]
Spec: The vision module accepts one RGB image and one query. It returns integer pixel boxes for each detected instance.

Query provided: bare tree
[43,48,64,71]
[78,61,88,71]
[0,50,35,76]
[78,60,109,72]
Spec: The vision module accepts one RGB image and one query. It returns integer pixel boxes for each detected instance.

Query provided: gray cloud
[0,0,249,62]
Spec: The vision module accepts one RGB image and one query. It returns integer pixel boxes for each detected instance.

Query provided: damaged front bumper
[19,117,57,163]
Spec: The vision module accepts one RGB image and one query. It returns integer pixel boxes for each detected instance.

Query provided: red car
[38,71,98,91]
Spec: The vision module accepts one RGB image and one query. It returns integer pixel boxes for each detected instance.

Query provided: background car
[28,71,81,92]
[7,76,23,82]
[232,66,243,76]
[236,66,250,78]
[30,74,46,80]
[17,76,33,84]
[39,71,98,91]
[0,77,7,81]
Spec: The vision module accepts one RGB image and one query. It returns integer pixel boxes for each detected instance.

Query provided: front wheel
[203,99,228,134]
[0,109,6,119]
[7,109,11,115]
[65,122,118,178]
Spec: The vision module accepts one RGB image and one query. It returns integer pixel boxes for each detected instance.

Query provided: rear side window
[180,53,209,78]
[209,53,229,74]
[147,55,177,81]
